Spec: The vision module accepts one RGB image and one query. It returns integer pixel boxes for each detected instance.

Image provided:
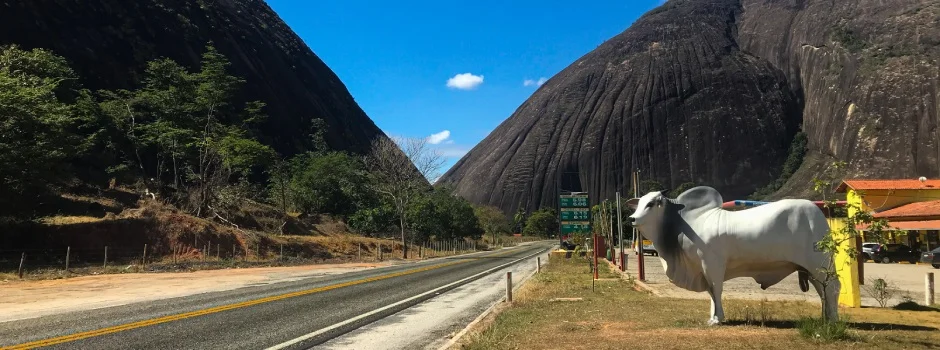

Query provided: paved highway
[0,242,552,350]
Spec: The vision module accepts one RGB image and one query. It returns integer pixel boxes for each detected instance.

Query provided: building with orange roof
[836,178,940,251]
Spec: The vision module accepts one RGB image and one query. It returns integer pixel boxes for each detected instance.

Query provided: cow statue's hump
[675,186,724,215]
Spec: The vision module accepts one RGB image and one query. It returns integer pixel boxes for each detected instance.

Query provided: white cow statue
[627,186,838,325]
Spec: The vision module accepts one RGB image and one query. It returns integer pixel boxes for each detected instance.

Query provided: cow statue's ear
[660,189,670,197]
[625,198,640,210]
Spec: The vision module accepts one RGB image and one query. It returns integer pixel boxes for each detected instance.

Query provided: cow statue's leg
[807,268,841,321]
[702,262,726,326]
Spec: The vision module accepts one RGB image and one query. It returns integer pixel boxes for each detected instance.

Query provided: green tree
[523,208,559,238]
[0,45,98,210]
[638,179,665,194]
[348,203,396,235]
[408,186,483,243]
[475,205,510,243]
[670,182,697,197]
[100,44,274,216]
[810,161,892,323]
[366,136,442,258]
[288,151,372,217]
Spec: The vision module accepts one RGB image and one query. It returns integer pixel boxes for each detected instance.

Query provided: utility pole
[617,192,624,271]
[635,170,645,281]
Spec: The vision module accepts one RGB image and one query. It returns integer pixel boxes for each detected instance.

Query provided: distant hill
[440,0,940,214]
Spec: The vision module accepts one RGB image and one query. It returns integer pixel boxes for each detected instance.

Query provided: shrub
[862,277,895,308]
[797,317,851,342]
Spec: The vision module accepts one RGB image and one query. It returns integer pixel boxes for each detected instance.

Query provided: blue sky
[266,0,666,173]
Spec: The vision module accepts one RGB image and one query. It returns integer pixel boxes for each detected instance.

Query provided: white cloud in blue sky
[446,73,484,90]
[427,130,451,144]
[523,77,548,87]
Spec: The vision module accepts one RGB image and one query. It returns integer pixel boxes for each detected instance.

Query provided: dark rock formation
[440,0,940,214]
[0,0,385,156]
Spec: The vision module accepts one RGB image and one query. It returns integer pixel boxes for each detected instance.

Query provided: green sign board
[560,208,591,221]
[559,195,589,208]
[561,221,592,234]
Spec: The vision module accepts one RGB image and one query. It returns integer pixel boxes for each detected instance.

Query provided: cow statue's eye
[645,202,654,209]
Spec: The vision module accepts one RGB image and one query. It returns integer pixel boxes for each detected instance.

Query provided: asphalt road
[0,242,553,350]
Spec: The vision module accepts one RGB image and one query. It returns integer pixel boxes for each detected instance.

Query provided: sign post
[559,192,591,275]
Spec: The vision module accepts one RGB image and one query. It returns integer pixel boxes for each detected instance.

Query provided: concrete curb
[602,258,662,296]
[436,247,552,350]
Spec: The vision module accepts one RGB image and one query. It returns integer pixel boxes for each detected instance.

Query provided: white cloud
[427,130,451,145]
[446,73,484,90]
[523,77,548,87]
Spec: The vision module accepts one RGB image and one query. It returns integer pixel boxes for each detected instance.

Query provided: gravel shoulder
[622,250,937,307]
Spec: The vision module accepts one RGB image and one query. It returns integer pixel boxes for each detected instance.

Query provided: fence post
[142,244,148,270]
[18,252,25,279]
[928,272,935,306]
[103,246,108,269]
[358,243,361,261]
[506,271,513,302]
[281,244,285,261]
[65,246,71,276]
[217,243,220,260]
[537,257,540,273]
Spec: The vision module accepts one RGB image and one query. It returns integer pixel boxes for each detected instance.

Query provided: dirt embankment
[0,189,463,279]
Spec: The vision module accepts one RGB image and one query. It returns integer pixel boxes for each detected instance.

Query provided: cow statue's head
[626,190,671,229]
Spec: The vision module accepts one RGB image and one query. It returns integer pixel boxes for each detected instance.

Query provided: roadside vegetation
[0,44,551,278]
[456,256,940,350]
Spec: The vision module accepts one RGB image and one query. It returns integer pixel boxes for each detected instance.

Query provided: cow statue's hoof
[707,317,722,326]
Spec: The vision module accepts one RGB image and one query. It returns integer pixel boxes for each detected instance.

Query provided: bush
[797,317,850,342]
[523,208,558,238]
[862,277,895,308]
[287,151,372,217]
[348,204,396,235]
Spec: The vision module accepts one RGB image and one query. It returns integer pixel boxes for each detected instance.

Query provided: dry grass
[456,256,940,350]
[40,215,106,225]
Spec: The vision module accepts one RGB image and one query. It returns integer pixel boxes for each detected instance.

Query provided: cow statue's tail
[798,269,810,292]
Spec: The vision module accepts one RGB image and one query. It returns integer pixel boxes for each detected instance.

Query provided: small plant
[797,316,851,342]
[758,298,772,327]
[862,277,896,307]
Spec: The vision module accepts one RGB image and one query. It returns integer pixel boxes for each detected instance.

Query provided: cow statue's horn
[660,189,671,196]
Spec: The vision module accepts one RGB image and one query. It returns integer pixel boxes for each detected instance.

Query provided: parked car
[870,243,920,264]
[921,247,940,269]
[634,239,657,256]
[861,242,882,261]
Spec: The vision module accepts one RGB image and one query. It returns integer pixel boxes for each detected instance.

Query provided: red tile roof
[857,219,940,231]
[836,179,940,192]
[873,200,940,218]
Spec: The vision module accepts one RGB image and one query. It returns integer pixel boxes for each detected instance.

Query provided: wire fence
[1,237,496,278]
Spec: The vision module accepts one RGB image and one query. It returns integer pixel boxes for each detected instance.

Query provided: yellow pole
[835,189,863,308]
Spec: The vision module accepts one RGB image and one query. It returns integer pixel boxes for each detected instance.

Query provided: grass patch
[40,215,105,225]
[797,316,851,342]
[456,256,940,350]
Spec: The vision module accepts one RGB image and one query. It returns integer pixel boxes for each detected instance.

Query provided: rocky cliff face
[440,0,940,214]
[0,0,384,156]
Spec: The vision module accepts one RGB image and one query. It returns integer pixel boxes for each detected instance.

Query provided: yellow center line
[3,248,519,350]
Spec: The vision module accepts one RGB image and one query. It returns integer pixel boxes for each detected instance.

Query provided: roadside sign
[559,195,589,208]
[561,221,592,234]
[560,207,591,221]
[559,193,590,237]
